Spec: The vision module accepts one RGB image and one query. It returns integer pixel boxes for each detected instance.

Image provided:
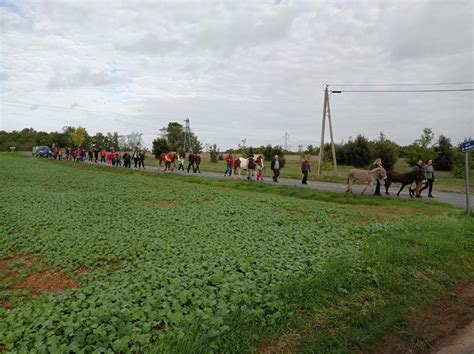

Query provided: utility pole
[317,85,338,176]
[183,117,192,153]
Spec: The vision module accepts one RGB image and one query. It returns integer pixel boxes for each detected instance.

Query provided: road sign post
[461,140,473,214]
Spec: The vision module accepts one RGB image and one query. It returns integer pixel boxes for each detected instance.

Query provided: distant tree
[344,135,372,167]
[151,138,169,158]
[159,122,202,153]
[69,127,87,147]
[372,132,399,170]
[209,144,220,163]
[127,132,143,149]
[90,132,110,150]
[433,135,455,171]
[415,128,435,148]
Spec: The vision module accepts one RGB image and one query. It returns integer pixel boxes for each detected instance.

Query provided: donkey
[384,170,425,197]
[346,167,387,195]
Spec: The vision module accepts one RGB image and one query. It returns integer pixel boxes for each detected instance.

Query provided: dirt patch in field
[12,270,79,294]
[373,280,474,353]
[0,253,80,308]
[253,330,302,354]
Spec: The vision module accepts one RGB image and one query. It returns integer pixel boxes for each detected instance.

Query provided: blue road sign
[461,140,474,153]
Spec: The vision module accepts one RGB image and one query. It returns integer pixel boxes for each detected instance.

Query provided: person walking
[301,156,311,185]
[177,155,185,171]
[93,148,99,163]
[115,151,122,167]
[194,153,201,173]
[256,155,264,181]
[100,149,106,163]
[138,150,145,169]
[413,160,424,198]
[88,148,94,163]
[271,155,281,183]
[123,152,131,168]
[224,153,234,177]
[369,158,383,196]
[420,159,435,198]
[187,152,195,173]
[247,154,256,181]
[132,150,139,169]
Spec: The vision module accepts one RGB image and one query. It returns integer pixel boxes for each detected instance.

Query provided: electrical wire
[332,88,474,93]
[329,81,474,87]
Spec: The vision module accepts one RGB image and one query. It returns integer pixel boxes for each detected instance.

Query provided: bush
[404,144,434,166]
[152,138,169,158]
[433,135,455,171]
[345,135,372,167]
[372,140,398,170]
[209,144,219,163]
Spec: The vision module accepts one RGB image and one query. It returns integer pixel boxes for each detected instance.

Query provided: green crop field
[0,153,473,353]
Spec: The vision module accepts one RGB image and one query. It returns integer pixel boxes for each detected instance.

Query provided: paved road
[138,165,470,209]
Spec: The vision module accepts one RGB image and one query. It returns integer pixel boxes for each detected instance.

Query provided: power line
[332,88,474,93]
[0,99,140,119]
[330,81,474,87]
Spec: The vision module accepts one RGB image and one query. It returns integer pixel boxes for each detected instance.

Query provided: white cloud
[0,0,472,149]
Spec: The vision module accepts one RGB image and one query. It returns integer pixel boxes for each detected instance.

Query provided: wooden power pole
[317,85,338,176]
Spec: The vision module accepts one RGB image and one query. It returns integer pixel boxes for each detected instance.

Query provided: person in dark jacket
[301,156,311,184]
[270,155,281,183]
[132,150,139,169]
[413,160,424,198]
[247,154,256,181]
[138,150,145,169]
[420,159,435,198]
[194,153,201,173]
[187,153,195,173]
[123,152,131,168]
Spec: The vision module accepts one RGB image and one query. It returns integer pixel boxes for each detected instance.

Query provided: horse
[384,170,425,197]
[232,155,263,179]
[346,167,387,194]
[159,152,180,171]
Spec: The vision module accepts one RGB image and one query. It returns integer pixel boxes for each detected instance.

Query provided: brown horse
[384,170,425,197]
[159,152,180,171]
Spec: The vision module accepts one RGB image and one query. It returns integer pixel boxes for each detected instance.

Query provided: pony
[384,170,425,197]
[159,152,180,171]
[232,155,263,179]
[346,167,387,194]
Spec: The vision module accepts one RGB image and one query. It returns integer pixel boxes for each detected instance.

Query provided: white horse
[232,155,263,179]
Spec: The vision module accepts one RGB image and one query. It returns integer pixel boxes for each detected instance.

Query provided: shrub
[345,135,372,167]
[433,135,455,171]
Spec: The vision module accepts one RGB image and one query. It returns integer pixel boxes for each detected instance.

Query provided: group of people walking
[48,147,146,170]
[370,157,436,198]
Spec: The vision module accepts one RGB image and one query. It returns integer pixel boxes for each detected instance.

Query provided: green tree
[433,135,454,171]
[159,122,202,153]
[69,127,88,147]
[209,144,220,163]
[345,135,372,167]
[415,128,435,148]
[152,138,169,158]
[372,133,399,170]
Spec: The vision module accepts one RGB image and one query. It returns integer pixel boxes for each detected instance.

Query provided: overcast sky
[0,0,473,149]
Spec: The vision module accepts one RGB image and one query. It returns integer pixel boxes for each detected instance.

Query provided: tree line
[0,127,144,152]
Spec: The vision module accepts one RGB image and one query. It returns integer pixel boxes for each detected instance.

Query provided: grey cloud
[114,33,182,55]
[47,68,130,90]
[387,1,473,60]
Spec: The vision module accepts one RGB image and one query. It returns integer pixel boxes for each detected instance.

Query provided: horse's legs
[361,183,369,195]
[397,184,406,196]
[385,180,391,195]
[346,179,352,193]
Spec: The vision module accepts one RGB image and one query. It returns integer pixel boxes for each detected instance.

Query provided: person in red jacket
[100,149,106,163]
[224,153,234,177]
